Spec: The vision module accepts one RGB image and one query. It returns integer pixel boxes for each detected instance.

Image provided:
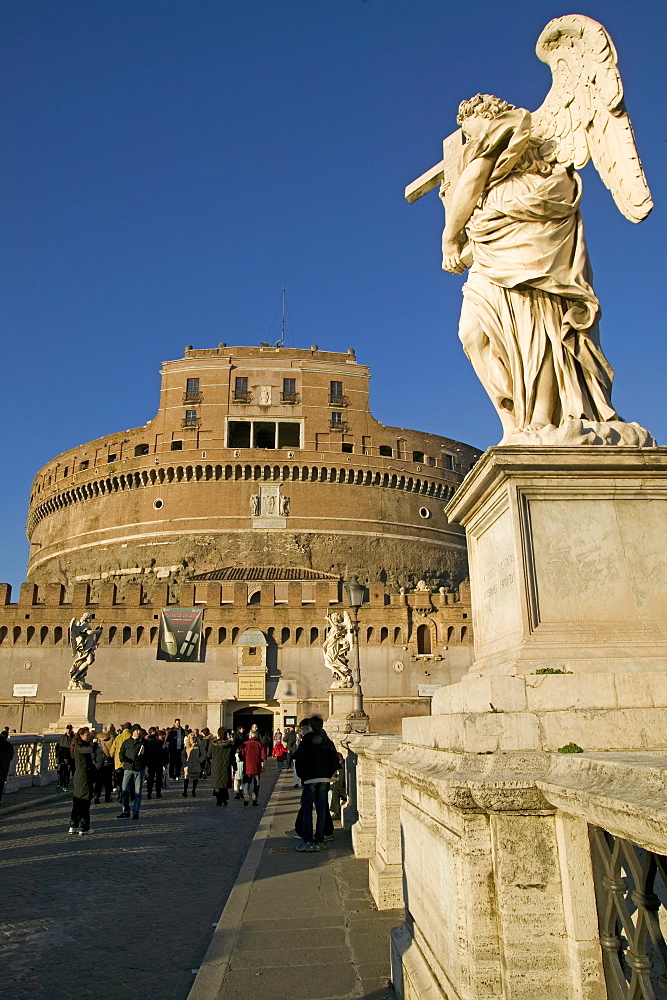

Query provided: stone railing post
[35,735,59,786]
[368,736,403,909]
[343,734,379,857]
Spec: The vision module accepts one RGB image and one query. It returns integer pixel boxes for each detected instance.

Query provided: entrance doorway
[232,705,274,742]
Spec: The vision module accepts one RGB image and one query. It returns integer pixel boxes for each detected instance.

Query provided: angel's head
[457,94,515,138]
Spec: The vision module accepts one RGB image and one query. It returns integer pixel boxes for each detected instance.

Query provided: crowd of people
[51,716,345,841]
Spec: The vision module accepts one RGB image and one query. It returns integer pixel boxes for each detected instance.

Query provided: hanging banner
[157,608,204,662]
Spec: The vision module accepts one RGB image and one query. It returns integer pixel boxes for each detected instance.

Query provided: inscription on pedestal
[472,499,520,648]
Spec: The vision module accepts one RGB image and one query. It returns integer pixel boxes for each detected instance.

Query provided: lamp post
[344,576,370,733]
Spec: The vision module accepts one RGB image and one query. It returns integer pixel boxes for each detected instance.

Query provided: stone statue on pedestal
[407,15,654,447]
[323,611,354,689]
[68,613,102,689]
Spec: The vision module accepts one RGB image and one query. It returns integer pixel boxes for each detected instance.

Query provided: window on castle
[234,376,249,400]
[228,422,251,448]
[444,454,454,470]
[342,442,353,453]
[417,624,431,655]
[186,377,200,395]
[134,444,149,457]
[107,454,116,463]
[329,380,343,401]
[282,377,296,398]
[227,420,300,449]
[331,411,343,427]
[254,423,276,449]
[428,456,436,466]
[412,451,424,463]
[278,422,300,448]
[171,440,183,451]
[79,460,89,471]
[379,445,393,457]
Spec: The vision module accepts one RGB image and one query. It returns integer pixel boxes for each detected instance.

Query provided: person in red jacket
[273,736,288,772]
[239,732,267,806]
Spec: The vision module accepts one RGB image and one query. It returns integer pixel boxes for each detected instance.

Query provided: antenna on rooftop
[262,283,292,348]
[277,283,286,348]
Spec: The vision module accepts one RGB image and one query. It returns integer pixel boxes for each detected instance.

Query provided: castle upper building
[1,344,480,734]
[27,344,480,596]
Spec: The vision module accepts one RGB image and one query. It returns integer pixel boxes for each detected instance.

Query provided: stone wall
[0,578,473,734]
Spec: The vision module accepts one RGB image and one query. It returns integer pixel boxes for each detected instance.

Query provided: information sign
[418,684,441,698]
[13,684,38,698]
[238,674,266,701]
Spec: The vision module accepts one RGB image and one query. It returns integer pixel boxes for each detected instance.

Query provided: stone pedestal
[414,446,667,752]
[326,687,371,735]
[47,688,103,733]
[448,446,667,678]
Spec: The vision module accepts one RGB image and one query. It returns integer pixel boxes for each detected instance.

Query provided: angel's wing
[531,14,652,223]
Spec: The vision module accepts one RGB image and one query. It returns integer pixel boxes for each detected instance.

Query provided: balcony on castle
[329,393,348,406]
[232,392,252,403]
[182,390,203,404]
[181,416,201,429]
[280,392,300,404]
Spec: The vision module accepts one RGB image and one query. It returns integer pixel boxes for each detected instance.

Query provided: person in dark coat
[209,727,234,806]
[118,725,147,819]
[166,718,186,780]
[144,727,167,799]
[57,724,75,790]
[0,731,15,805]
[69,728,95,835]
[91,731,114,803]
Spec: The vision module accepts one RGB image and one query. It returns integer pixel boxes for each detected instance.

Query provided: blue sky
[1,0,664,591]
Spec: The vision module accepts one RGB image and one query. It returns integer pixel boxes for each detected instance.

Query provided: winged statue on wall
[407,15,654,447]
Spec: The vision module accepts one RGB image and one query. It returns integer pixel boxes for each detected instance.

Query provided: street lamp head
[344,575,365,609]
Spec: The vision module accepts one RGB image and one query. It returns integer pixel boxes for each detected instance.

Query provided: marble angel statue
[323,611,354,689]
[407,15,653,447]
[69,612,103,689]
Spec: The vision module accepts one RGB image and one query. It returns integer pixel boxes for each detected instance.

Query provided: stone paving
[0,765,278,1000]
[190,772,400,1000]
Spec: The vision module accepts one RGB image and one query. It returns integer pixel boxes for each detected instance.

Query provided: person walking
[293,716,340,852]
[232,726,246,799]
[209,727,234,806]
[111,722,133,801]
[329,752,347,820]
[283,725,298,781]
[273,734,288,772]
[181,732,203,797]
[145,727,166,799]
[239,731,266,806]
[166,718,186,780]
[92,730,114,803]
[0,730,15,805]
[68,728,96,835]
[57,724,75,791]
[118,725,147,820]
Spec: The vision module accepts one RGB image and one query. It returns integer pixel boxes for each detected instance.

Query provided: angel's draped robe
[458,109,617,434]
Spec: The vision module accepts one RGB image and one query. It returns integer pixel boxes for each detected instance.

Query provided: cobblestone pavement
[0,765,278,1000]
